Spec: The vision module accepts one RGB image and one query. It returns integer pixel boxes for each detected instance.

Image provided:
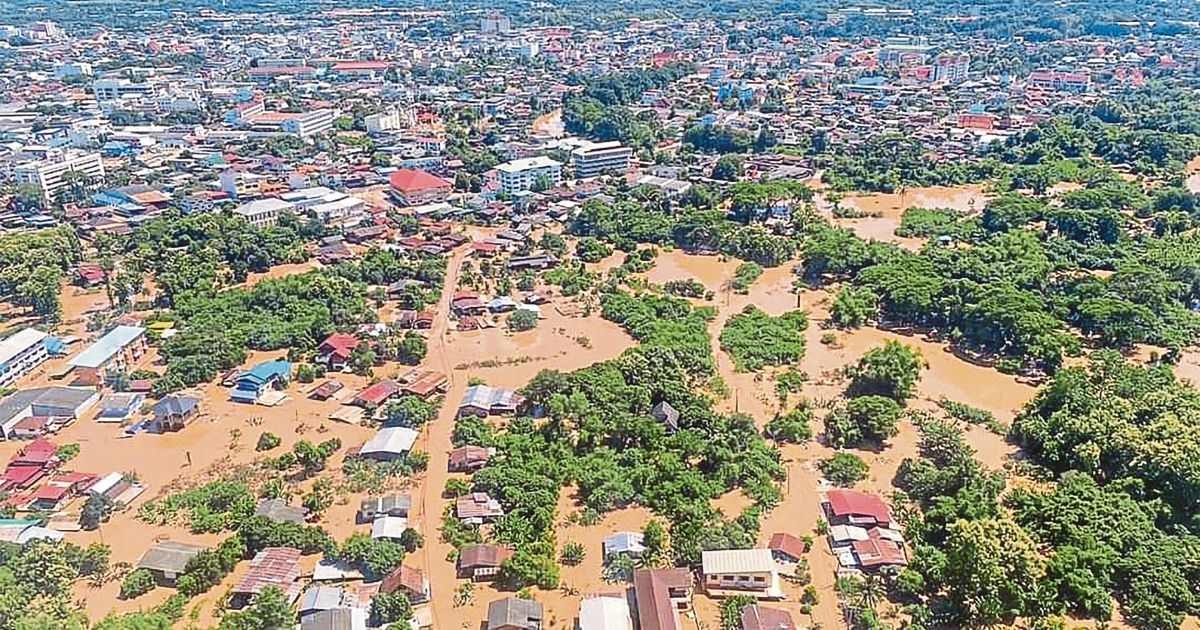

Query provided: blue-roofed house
[231,360,291,403]
[152,394,200,432]
[67,326,148,386]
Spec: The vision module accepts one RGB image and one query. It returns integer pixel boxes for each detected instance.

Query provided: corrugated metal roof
[69,326,145,368]
[700,548,776,575]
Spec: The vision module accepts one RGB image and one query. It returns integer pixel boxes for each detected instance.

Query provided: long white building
[13,150,105,202]
[0,328,49,387]
[496,156,562,195]
[572,141,634,179]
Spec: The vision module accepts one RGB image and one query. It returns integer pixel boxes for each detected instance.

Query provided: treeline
[0,226,84,320]
[892,353,1200,630]
[813,184,1200,372]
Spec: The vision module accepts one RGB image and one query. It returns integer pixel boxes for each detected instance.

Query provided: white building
[281,109,335,138]
[364,107,415,134]
[933,53,970,84]
[233,198,294,229]
[0,328,49,388]
[572,141,634,179]
[700,549,784,599]
[93,78,158,112]
[13,150,105,202]
[480,12,511,33]
[279,187,367,228]
[496,156,562,195]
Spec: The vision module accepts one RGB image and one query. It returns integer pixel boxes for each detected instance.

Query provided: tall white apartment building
[497,156,562,195]
[364,107,416,134]
[13,150,105,202]
[572,141,634,179]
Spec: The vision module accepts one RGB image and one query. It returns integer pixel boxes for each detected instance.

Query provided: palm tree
[856,575,886,612]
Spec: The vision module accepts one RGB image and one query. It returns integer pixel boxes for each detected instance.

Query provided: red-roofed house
[230,547,302,607]
[316,333,360,370]
[851,536,907,572]
[389,169,451,207]
[823,489,892,528]
[352,379,400,408]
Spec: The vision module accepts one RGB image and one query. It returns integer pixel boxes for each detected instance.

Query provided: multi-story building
[67,325,148,386]
[281,109,335,137]
[0,328,49,388]
[93,78,158,112]
[496,156,562,195]
[572,141,634,179]
[932,53,970,84]
[389,169,452,206]
[365,107,415,134]
[13,150,105,202]
[232,198,293,229]
[480,12,511,34]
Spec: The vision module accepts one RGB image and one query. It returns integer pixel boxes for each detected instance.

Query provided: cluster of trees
[719,306,808,372]
[822,135,1005,192]
[156,271,376,393]
[0,539,114,628]
[824,341,923,449]
[0,226,83,320]
[995,113,1200,177]
[562,63,695,150]
[457,287,786,589]
[807,185,1200,372]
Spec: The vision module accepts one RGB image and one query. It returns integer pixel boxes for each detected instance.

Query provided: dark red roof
[354,379,400,406]
[826,489,891,525]
[851,537,907,569]
[319,333,360,359]
[767,533,806,560]
[389,169,450,194]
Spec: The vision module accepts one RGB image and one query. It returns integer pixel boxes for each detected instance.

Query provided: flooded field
[815,184,990,250]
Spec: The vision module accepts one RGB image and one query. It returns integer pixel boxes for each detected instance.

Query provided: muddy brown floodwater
[11,232,1185,629]
[814,184,991,251]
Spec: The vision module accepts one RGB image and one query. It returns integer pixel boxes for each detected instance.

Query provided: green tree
[846,341,924,401]
[942,518,1045,626]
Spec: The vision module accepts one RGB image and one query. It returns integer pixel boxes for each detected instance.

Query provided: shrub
[764,406,813,443]
[256,432,282,451]
[119,568,156,600]
[508,309,539,332]
[561,541,586,566]
[846,341,924,400]
[819,453,869,487]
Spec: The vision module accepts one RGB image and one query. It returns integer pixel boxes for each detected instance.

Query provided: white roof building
[579,595,634,630]
[359,427,419,459]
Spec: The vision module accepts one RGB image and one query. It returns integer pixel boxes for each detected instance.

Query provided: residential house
[603,531,646,561]
[380,565,429,604]
[351,379,400,408]
[456,492,505,524]
[823,489,892,528]
[458,385,524,417]
[488,598,544,630]
[301,608,368,630]
[700,549,783,599]
[254,498,306,525]
[358,427,418,461]
[298,586,363,624]
[316,333,361,371]
[506,254,558,271]
[97,392,144,422]
[309,380,345,401]
[67,325,147,386]
[231,360,291,403]
[632,569,693,630]
[370,515,408,541]
[579,595,634,630]
[358,493,412,521]
[767,533,807,564]
[230,547,302,607]
[398,369,448,400]
[448,445,493,472]
[651,401,680,434]
[151,394,201,432]
[740,606,796,630]
[458,544,513,580]
[137,541,208,586]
